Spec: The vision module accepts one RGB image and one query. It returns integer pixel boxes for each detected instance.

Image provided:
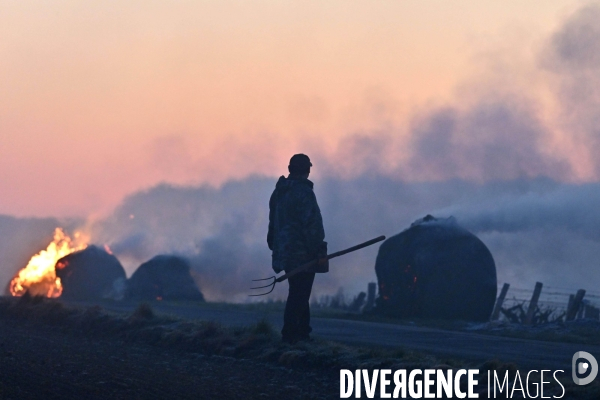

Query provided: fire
[9,228,88,298]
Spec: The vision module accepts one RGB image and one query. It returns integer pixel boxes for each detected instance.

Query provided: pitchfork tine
[249,277,276,296]
[250,282,274,289]
[249,276,276,295]
[252,277,275,282]
[248,286,275,296]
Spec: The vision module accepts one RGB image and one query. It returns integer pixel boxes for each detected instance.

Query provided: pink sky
[0,0,586,217]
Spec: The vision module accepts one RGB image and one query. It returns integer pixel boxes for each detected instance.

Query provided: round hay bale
[374,215,497,321]
[55,245,127,300]
[126,255,204,301]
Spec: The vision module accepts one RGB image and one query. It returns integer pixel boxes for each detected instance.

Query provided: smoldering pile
[55,247,204,302]
[56,245,126,301]
[373,215,497,321]
[126,255,204,301]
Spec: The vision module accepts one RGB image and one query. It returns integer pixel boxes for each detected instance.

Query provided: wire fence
[500,283,600,314]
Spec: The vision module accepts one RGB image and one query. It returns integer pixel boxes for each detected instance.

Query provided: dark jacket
[267,176,327,273]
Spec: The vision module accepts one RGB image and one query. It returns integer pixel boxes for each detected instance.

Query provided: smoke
[187,215,272,301]
[406,100,571,181]
[3,3,600,301]
[77,176,599,302]
[312,2,600,184]
[429,180,600,290]
[541,2,600,176]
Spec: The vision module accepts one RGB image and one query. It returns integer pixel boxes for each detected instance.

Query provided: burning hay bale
[126,255,204,301]
[55,245,127,300]
[374,215,497,321]
[8,228,87,298]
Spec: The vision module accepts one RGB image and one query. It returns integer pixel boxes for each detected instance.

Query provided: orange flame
[9,228,88,298]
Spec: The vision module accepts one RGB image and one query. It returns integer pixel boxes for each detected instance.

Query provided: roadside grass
[77,297,600,347]
[200,300,600,346]
[82,297,600,346]
[2,295,599,398]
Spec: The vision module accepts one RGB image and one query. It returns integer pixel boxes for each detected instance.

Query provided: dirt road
[79,301,600,372]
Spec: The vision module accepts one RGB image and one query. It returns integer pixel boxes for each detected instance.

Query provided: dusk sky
[0,0,594,217]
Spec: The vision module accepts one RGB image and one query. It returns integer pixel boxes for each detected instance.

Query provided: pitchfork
[250,235,386,296]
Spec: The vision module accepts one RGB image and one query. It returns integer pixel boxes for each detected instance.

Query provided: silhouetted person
[267,154,328,343]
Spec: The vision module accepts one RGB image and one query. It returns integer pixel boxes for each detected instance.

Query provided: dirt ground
[0,319,339,399]
[2,298,599,399]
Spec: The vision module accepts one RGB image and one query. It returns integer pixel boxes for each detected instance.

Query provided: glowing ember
[9,228,88,298]
[104,244,113,255]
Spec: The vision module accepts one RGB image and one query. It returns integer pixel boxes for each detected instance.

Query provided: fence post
[524,282,543,325]
[491,283,510,321]
[364,282,376,312]
[577,300,586,320]
[568,295,574,316]
[566,289,586,321]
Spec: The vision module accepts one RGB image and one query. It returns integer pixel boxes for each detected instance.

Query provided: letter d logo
[572,351,598,385]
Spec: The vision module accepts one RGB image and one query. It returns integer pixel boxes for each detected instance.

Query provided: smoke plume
[83,177,600,301]
[3,3,600,301]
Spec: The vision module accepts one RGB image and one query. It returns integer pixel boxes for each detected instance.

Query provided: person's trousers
[281,271,315,340]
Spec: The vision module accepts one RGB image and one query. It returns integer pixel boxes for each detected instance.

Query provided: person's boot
[281,335,298,344]
[295,334,312,342]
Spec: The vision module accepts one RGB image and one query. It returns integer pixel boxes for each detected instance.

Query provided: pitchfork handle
[327,235,386,259]
[275,235,386,283]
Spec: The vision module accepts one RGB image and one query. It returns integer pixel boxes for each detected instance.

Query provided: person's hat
[289,154,312,169]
